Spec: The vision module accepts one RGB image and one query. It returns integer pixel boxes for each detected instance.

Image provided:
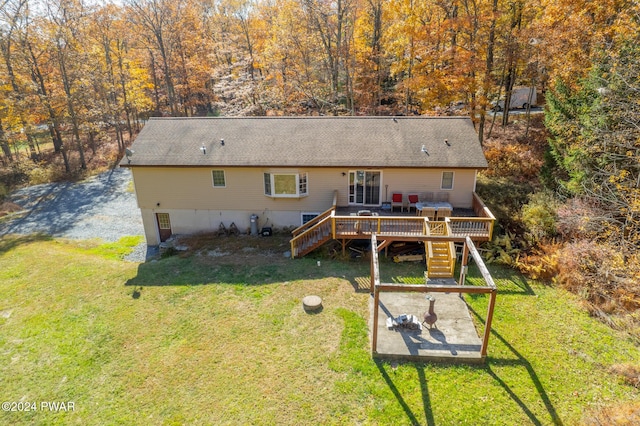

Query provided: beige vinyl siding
[132,166,479,244]
[132,167,338,212]
[374,169,477,207]
[132,167,477,210]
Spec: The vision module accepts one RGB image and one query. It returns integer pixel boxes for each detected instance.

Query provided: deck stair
[426,240,455,278]
[293,218,333,257]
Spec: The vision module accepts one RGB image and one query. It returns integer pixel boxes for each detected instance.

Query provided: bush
[553,242,640,339]
[483,139,544,183]
[521,192,559,244]
[556,197,615,242]
[514,242,562,281]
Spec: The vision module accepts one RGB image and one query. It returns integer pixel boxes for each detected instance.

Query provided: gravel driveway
[1,168,149,262]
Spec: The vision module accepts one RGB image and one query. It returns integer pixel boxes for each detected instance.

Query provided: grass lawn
[1,234,639,425]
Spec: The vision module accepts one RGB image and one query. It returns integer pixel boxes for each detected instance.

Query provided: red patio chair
[391,192,404,212]
[407,194,419,213]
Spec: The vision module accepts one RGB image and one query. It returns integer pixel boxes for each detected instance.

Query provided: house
[121,116,491,251]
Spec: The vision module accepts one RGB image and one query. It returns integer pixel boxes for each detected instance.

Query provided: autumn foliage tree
[0,0,638,175]
[546,40,640,249]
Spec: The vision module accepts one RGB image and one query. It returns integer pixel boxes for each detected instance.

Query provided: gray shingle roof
[122,116,487,169]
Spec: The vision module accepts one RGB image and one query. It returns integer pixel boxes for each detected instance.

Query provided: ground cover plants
[1,233,638,425]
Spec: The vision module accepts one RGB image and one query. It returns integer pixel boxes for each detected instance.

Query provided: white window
[441,171,454,190]
[263,173,272,195]
[212,170,226,187]
[301,212,320,225]
[264,172,308,198]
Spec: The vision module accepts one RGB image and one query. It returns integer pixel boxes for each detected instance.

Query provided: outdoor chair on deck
[420,192,434,202]
[436,207,452,220]
[407,194,419,213]
[391,192,404,212]
[435,192,450,202]
[420,207,436,221]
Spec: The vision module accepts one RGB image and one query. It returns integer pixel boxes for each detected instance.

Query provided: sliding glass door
[349,171,381,206]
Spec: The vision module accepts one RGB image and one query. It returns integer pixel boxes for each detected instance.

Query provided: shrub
[554,242,640,334]
[483,139,544,183]
[514,242,562,281]
[482,231,521,266]
[584,401,640,425]
[521,192,559,244]
[556,197,616,242]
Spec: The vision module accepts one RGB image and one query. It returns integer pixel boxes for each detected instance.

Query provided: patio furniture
[436,206,452,220]
[420,207,436,220]
[408,194,419,213]
[391,192,404,212]
[435,192,450,202]
[419,192,434,202]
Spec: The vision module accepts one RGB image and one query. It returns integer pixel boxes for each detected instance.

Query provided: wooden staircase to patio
[426,240,456,278]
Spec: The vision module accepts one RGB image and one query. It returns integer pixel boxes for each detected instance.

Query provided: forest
[0,0,639,338]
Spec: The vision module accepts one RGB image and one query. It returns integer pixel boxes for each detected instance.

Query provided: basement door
[348,171,381,206]
[156,213,172,242]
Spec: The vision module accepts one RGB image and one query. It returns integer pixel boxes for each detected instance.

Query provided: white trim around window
[441,171,454,190]
[264,171,308,198]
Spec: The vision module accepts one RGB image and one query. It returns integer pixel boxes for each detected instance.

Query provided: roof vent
[220,139,225,146]
[200,144,207,155]
[445,139,450,146]
[421,145,429,156]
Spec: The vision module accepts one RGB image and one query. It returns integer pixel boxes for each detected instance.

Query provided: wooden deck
[290,192,496,258]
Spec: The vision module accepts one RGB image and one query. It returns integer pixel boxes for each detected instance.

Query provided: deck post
[370,234,379,294]
[481,288,497,358]
[459,241,470,286]
[331,212,336,239]
[372,286,380,355]
[371,234,381,355]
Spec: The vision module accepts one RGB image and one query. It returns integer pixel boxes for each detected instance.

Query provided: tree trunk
[57,42,86,170]
[478,0,499,145]
[148,49,162,116]
[0,118,13,163]
[25,40,67,167]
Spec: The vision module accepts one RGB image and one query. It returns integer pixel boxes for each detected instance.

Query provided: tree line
[0,0,638,171]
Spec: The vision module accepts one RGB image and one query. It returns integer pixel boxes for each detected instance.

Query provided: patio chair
[435,192,450,202]
[436,207,452,220]
[391,192,404,212]
[419,192,434,202]
[420,207,436,220]
[407,194,419,213]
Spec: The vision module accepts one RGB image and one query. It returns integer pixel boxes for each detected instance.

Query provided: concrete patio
[370,290,484,364]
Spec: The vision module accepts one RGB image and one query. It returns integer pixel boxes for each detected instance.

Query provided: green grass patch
[0,236,638,425]
[81,236,143,260]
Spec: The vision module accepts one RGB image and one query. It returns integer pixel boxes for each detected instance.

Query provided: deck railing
[334,216,426,237]
[289,212,334,258]
[290,192,495,258]
[291,190,338,238]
